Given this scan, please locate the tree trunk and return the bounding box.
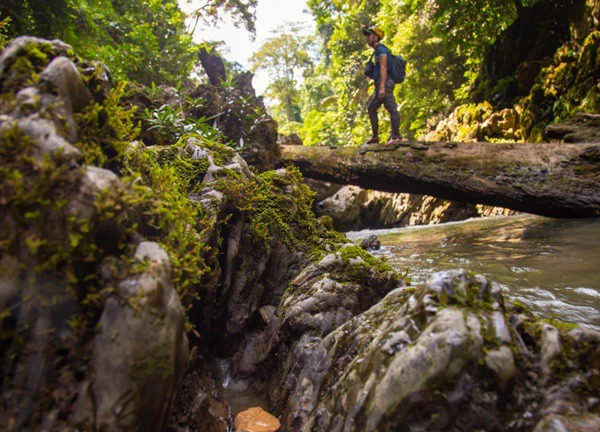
[280,142,600,218]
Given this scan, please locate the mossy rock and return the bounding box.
[0,37,76,95]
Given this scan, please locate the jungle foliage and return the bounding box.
[257,0,597,145]
[0,0,256,85]
[292,0,541,145]
[1,0,597,145]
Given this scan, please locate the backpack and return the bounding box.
[364,50,406,84]
[388,52,406,84]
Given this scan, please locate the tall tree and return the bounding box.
[250,22,315,126]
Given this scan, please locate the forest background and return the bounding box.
[1,0,598,147]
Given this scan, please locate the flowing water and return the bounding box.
[347,214,600,331]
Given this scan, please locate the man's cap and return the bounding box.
[363,26,384,40]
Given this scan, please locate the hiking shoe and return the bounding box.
[386,135,403,145]
[365,136,379,145]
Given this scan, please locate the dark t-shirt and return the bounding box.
[373,43,391,83]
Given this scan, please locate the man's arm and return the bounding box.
[378,54,388,99]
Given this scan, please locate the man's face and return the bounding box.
[365,32,376,47]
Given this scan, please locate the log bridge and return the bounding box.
[280,141,600,218]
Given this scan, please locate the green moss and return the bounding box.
[492,76,515,97]
[339,244,391,271]
[0,41,56,93]
[338,244,401,286]
[511,300,531,314]
[214,165,329,253]
[74,81,140,167]
[541,317,578,332]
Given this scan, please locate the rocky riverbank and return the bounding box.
[0,37,598,431]
[308,181,514,232]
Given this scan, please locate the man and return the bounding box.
[363,26,402,145]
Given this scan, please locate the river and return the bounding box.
[347,214,600,331]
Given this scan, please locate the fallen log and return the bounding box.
[280,141,600,218]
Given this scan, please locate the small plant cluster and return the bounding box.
[142,85,223,144]
[0,15,10,52]
[140,75,272,153]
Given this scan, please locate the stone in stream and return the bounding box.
[234,407,281,432]
[359,234,381,251]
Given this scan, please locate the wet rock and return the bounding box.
[359,234,380,251]
[540,323,561,379]
[259,306,277,325]
[491,311,512,344]
[428,269,470,298]
[280,246,401,338]
[169,364,231,432]
[533,414,600,432]
[364,308,479,430]
[234,407,281,432]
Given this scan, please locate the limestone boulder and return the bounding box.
[316,186,368,231]
[0,36,74,94]
[264,269,599,431]
[79,242,188,431]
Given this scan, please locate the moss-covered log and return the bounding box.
[280,142,600,218]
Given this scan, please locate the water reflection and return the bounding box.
[348,215,600,330]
